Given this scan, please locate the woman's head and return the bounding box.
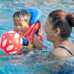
[13,10,31,33]
[45,9,74,42]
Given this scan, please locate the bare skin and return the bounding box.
[45,11,74,60]
[14,14,30,36]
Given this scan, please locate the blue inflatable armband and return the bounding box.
[26,7,41,25]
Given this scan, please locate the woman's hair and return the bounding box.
[48,9,74,40]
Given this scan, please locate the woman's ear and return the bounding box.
[54,27,60,36]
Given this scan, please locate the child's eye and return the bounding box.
[24,19,29,24]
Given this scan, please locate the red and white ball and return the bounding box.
[1,31,23,55]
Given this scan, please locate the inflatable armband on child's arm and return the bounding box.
[26,7,41,25]
[23,20,41,43]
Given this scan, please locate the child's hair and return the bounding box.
[48,9,74,40]
[13,9,31,25]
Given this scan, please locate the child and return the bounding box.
[13,8,42,53]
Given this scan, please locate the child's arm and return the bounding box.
[34,32,42,49]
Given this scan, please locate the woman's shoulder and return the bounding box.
[52,47,72,60]
[70,43,74,54]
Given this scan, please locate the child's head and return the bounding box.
[45,9,74,42]
[13,10,31,35]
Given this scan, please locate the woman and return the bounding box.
[45,9,74,60]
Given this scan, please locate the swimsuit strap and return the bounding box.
[58,46,73,56]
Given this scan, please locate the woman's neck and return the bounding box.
[53,38,69,48]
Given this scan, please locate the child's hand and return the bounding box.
[34,35,42,49]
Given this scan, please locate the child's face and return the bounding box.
[14,14,31,34]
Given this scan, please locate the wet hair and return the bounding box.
[13,9,31,24]
[13,9,31,18]
[13,11,20,18]
[48,9,74,40]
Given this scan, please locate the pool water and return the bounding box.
[0,0,74,74]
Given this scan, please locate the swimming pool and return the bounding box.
[0,0,74,74]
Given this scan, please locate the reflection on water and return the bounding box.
[0,51,57,74]
[0,49,68,74]
[0,50,74,74]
